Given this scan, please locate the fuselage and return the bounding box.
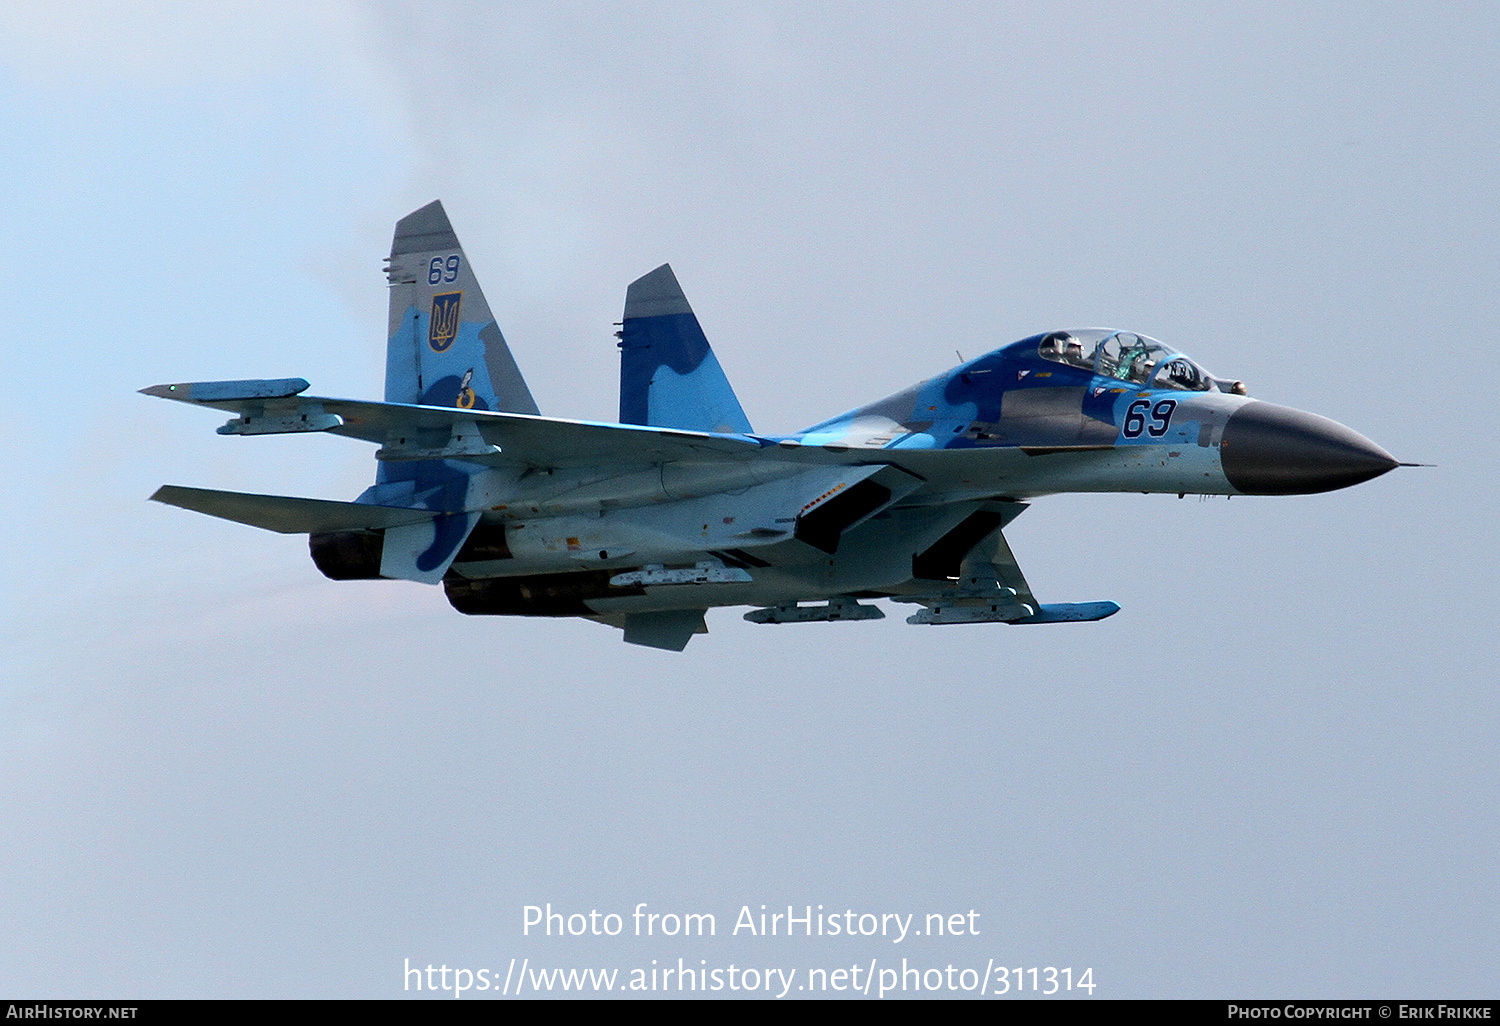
[796,329,1396,499]
[422,329,1396,616]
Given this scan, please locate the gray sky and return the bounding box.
[1,1,1495,998]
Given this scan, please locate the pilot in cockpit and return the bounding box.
[1118,339,1150,382]
[1063,336,1086,367]
[1042,331,1088,368]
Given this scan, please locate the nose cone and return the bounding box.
[1221,401,1398,495]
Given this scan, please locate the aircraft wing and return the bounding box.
[322,398,766,466]
[150,485,436,534]
[141,381,769,467]
[140,379,1115,479]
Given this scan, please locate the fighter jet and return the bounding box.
[144,201,1401,650]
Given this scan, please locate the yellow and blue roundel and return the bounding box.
[428,291,463,353]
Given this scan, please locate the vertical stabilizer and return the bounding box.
[383,201,539,415]
[618,264,753,434]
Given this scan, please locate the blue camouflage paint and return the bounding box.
[386,306,501,411]
[186,378,309,401]
[797,333,1203,451]
[422,373,490,411]
[372,457,475,570]
[416,512,472,572]
[383,201,538,416]
[618,265,753,434]
[618,312,753,433]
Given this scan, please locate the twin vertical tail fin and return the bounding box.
[386,223,745,433]
[617,264,753,434]
[375,200,527,582]
[383,201,539,415]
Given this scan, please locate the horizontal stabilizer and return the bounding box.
[150,485,434,535]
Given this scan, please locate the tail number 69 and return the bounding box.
[1123,398,1177,439]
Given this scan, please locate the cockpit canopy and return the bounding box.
[1037,329,1237,392]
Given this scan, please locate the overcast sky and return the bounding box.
[1,1,1495,999]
